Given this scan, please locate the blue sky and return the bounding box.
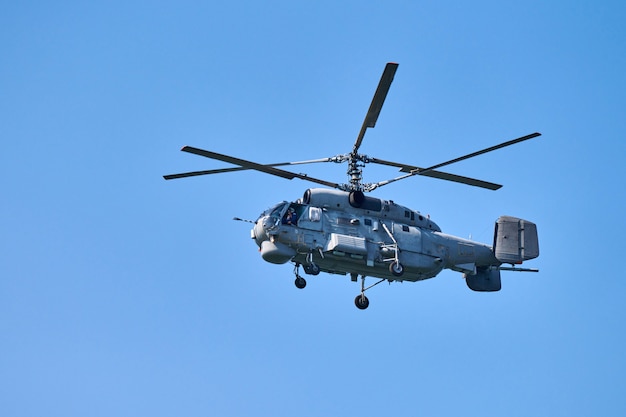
[2,1,625,416]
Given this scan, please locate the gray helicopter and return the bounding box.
[165,63,540,310]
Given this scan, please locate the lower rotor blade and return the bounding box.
[164,169,228,180]
[164,157,334,180]
[180,146,340,188]
[370,157,501,190]
[418,132,541,174]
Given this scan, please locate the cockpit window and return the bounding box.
[260,202,288,225]
[270,203,287,218]
[282,203,305,225]
[282,207,297,225]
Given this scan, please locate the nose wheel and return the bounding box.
[293,255,320,289]
[295,276,306,289]
[293,263,307,289]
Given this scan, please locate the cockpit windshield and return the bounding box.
[260,202,288,224]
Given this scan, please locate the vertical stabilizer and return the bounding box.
[493,216,539,264]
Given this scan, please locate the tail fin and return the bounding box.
[493,216,539,264]
[465,216,539,292]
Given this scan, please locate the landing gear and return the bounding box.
[303,252,320,275]
[292,254,319,289]
[295,276,307,289]
[293,263,307,289]
[380,221,404,277]
[354,294,369,310]
[389,261,404,277]
[354,275,385,310]
[303,262,320,275]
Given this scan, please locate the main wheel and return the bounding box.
[304,263,320,276]
[389,261,404,277]
[354,294,370,310]
[295,276,307,289]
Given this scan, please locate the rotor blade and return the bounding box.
[163,157,334,180]
[370,157,502,190]
[178,146,341,188]
[352,62,399,155]
[419,170,501,190]
[164,169,236,180]
[417,132,541,175]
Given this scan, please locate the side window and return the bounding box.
[309,206,322,222]
[282,207,297,225]
[283,204,305,225]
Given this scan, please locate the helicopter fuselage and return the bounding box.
[252,188,500,282]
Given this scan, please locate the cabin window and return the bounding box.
[364,219,372,226]
[404,210,410,218]
[402,225,409,232]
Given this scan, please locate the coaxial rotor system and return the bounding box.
[164,63,541,192]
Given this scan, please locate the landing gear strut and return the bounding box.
[293,264,306,289]
[303,252,320,275]
[303,262,320,275]
[381,222,404,278]
[389,261,404,277]
[354,275,386,310]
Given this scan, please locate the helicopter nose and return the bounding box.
[253,216,269,245]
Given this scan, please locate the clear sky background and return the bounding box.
[2,1,625,416]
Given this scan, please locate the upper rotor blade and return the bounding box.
[417,132,541,175]
[352,62,399,155]
[178,146,341,188]
[163,157,334,180]
[370,157,502,190]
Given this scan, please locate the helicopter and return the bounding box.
[164,62,540,310]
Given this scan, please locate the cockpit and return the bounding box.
[253,201,314,246]
[260,202,288,225]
